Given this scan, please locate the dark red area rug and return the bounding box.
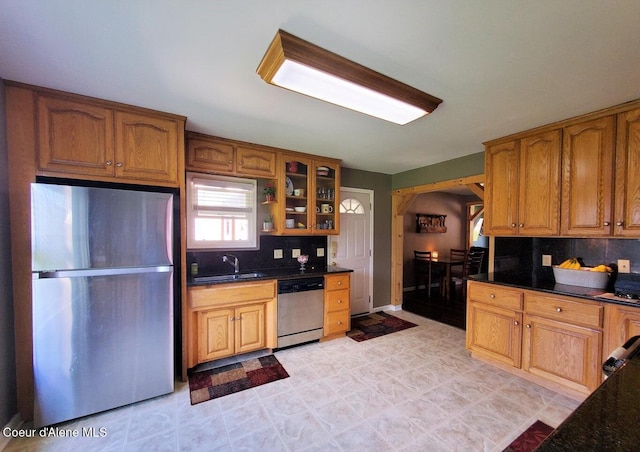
[347,311,417,342]
[503,420,554,452]
[188,355,289,405]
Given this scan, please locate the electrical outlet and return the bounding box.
[618,259,631,273]
[542,254,552,266]
[317,247,325,257]
[273,249,283,259]
[292,249,300,258]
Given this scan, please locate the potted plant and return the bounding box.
[263,214,273,231]
[264,183,275,202]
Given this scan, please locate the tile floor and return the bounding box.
[4,310,580,451]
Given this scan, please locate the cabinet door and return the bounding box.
[615,107,640,237]
[522,314,602,394]
[466,302,522,367]
[186,137,234,174]
[235,304,266,354]
[604,304,640,359]
[312,160,340,234]
[114,111,179,184]
[198,308,234,362]
[518,130,561,235]
[561,116,615,236]
[236,146,277,178]
[484,140,520,235]
[38,95,115,176]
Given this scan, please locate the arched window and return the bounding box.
[340,198,365,214]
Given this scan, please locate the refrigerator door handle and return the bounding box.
[33,266,172,279]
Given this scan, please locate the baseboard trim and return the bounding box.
[373,304,402,312]
[1,413,23,450]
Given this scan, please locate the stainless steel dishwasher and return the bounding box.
[277,277,325,348]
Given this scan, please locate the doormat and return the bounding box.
[188,355,289,405]
[503,420,554,452]
[347,311,417,342]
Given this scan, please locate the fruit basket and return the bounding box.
[552,266,611,289]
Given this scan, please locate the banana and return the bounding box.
[559,258,581,270]
[590,264,612,273]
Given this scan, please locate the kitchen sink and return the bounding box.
[193,272,266,284]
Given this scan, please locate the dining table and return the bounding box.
[415,255,465,300]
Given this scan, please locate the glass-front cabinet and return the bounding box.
[312,160,339,234]
[271,154,340,235]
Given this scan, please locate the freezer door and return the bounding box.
[31,183,173,271]
[32,269,174,427]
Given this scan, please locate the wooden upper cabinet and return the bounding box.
[518,130,561,235]
[186,135,234,173]
[484,130,561,236]
[615,107,640,237]
[38,95,115,176]
[185,132,276,178]
[484,140,520,235]
[114,111,179,184]
[561,116,615,236]
[236,146,277,178]
[36,91,183,186]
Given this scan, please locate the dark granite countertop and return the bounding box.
[187,266,352,287]
[537,356,640,451]
[468,272,640,309]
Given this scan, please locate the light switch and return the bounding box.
[317,248,325,257]
[273,249,283,259]
[618,259,631,273]
[292,249,300,258]
[542,254,552,266]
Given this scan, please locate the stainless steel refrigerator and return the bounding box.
[31,183,175,427]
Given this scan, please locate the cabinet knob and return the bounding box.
[556,307,562,313]
[238,160,243,166]
[337,281,342,285]
[526,324,531,329]
[490,294,495,298]
[514,321,519,326]
[519,223,524,228]
[236,316,241,321]
[617,221,624,226]
[116,162,123,167]
[106,160,113,166]
[230,316,235,321]
[337,321,342,325]
[604,221,610,226]
[228,159,233,164]
[511,223,517,227]
[337,299,342,303]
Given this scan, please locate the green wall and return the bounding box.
[342,151,485,309]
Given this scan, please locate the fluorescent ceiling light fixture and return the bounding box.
[257,30,442,125]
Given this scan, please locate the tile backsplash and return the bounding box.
[187,235,328,277]
[494,237,640,282]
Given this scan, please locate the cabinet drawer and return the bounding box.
[325,310,350,335]
[189,280,276,310]
[325,273,350,291]
[325,289,350,313]
[468,282,523,311]
[524,293,603,328]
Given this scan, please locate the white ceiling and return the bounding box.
[1,1,639,175]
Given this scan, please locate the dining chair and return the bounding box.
[414,250,440,295]
[446,248,468,294]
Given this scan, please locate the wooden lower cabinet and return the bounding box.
[188,280,277,367]
[604,303,640,358]
[323,273,351,338]
[198,304,266,362]
[467,281,604,397]
[522,314,602,394]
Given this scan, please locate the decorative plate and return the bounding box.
[285,177,294,196]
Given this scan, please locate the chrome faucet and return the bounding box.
[222,254,240,274]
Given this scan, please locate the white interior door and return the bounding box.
[329,188,373,316]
